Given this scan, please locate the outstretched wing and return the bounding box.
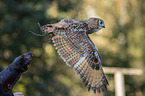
[51,22,108,93]
[65,22,101,70]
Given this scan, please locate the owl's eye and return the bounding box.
[100,21,102,24]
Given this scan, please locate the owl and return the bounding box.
[40,18,108,93]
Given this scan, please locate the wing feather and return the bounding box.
[73,54,108,92]
[52,35,81,66]
[64,22,109,92]
[65,23,101,70]
[43,20,108,93]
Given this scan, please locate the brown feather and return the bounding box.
[41,18,108,94]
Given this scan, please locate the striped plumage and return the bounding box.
[40,18,108,93]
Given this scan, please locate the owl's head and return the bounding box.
[87,18,105,33]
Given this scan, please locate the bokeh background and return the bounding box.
[0,0,144,96]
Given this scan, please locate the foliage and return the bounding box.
[0,0,144,96]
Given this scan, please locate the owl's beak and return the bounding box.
[102,24,105,28]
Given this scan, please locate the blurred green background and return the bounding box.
[0,0,144,96]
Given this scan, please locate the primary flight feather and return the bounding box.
[40,18,108,93]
